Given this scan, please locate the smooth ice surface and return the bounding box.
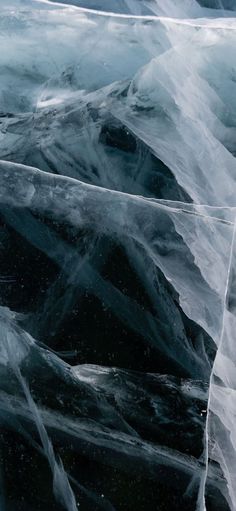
[0,1,236,510]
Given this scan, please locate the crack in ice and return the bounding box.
[198,216,236,511]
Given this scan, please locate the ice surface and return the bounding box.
[0,0,236,510]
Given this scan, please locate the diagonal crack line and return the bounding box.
[197,214,236,511]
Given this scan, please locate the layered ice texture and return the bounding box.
[0,0,236,510]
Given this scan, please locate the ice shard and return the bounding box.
[0,1,236,510]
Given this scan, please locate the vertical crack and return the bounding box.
[197,216,236,511]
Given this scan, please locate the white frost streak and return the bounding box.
[36,0,236,30]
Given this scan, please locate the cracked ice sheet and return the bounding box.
[0,161,234,346]
[0,1,236,510]
[0,157,234,509]
[1,3,236,206]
